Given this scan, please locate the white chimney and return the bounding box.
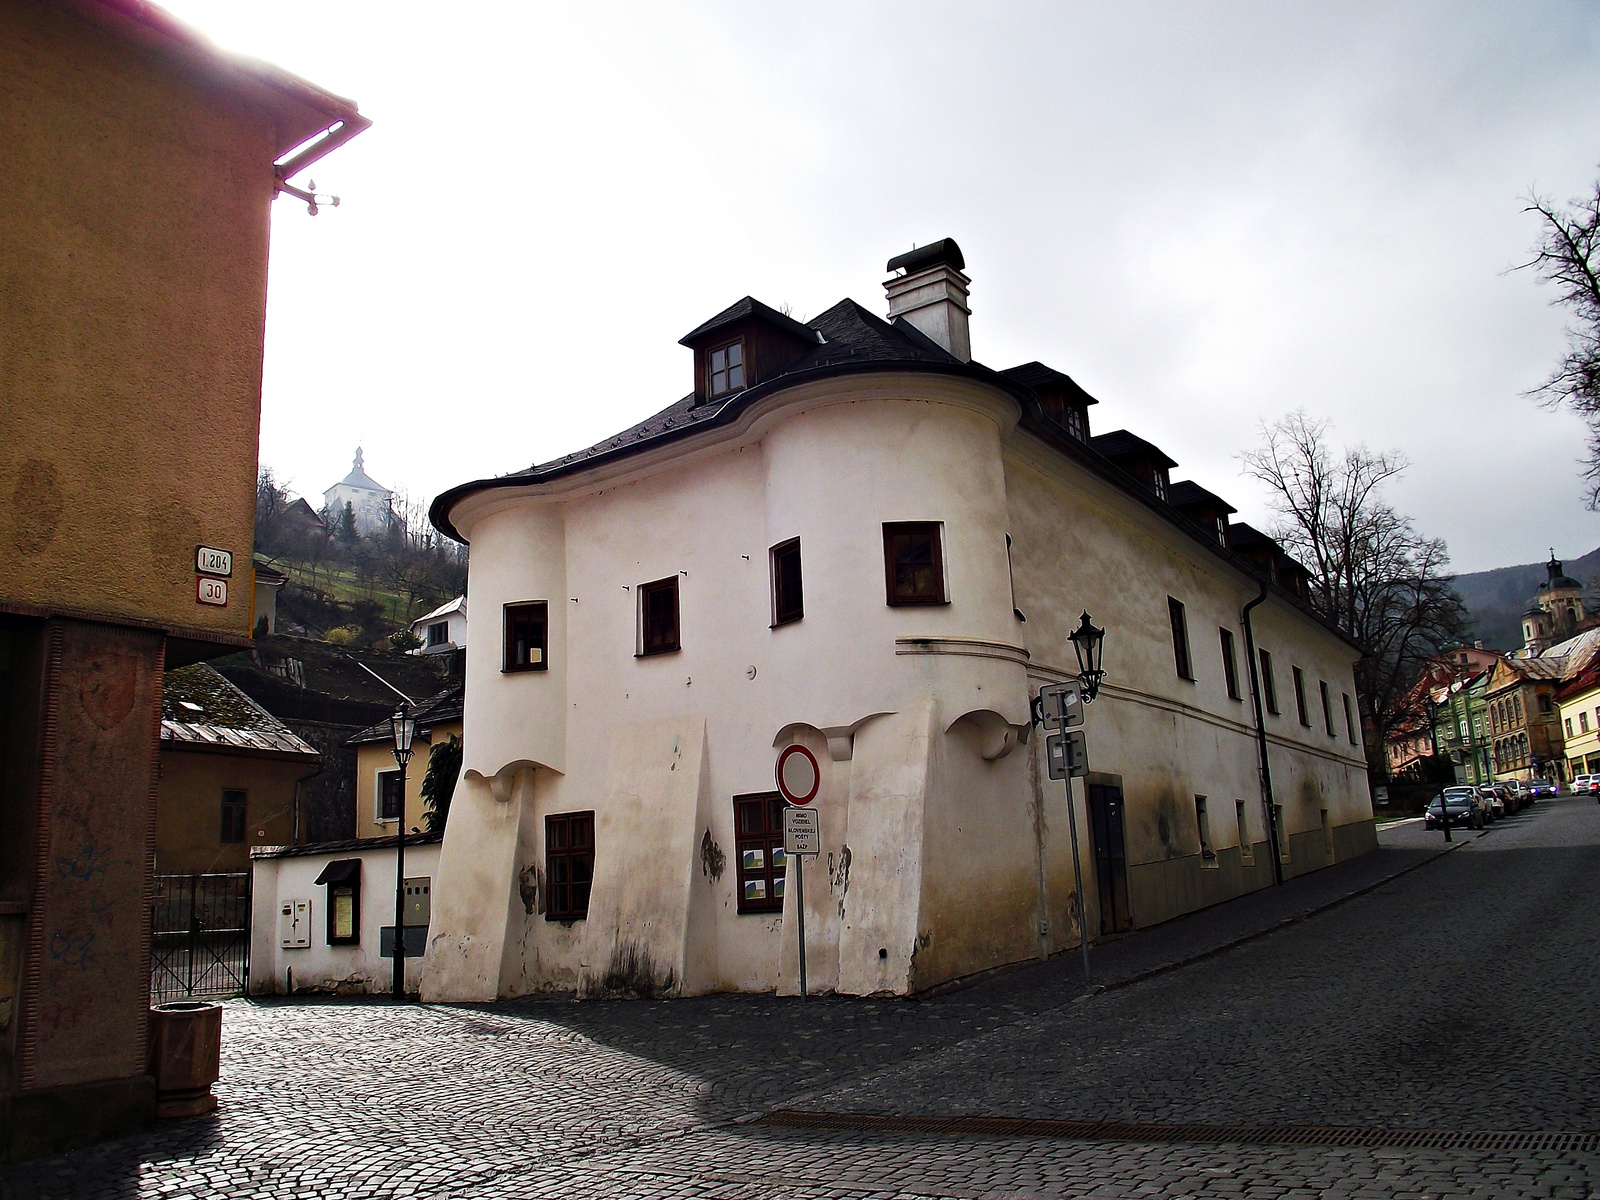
[884,238,971,362]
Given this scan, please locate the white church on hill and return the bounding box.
[323,448,393,536]
[418,238,1375,1003]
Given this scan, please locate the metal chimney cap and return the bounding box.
[887,238,965,275]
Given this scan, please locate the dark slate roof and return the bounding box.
[348,682,465,747]
[1090,430,1178,470]
[431,292,1363,655]
[1000,362,1100,406]
[1168,480,1236,515]
[161,664,320,759]
[1227,522,1280,552]
[679,296,822,347]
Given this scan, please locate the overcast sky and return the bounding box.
[166,0,1600,574]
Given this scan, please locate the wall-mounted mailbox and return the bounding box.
[279,899,310,948]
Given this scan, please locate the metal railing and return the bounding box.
[150,872,251,1003]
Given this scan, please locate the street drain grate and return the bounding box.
[755,1111,1599,1153]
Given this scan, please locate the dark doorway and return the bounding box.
[1088,783,1133,935]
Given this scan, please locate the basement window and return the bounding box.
[709,340,745,398]
[734,793,787,914]
[545,812,594,921]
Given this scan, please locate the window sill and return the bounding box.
[771,615,802,630]
[887,598,950,608]
[503,663,548,674]
[635,646,681,658]
[545,915,587,925]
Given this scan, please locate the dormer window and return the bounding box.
[1065,406,1086,441]
[709,341,745,397]
[1215,516,1227,546]
[1153,470,1168,501]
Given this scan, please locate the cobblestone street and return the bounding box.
[6,797,1597,1199]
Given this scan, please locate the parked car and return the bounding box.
[1484,784,1511,818]
[1574,774,1599,796]
[1425,788,1485,830]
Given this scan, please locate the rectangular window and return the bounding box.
[733,793,787,914]
[545,812,595,921]
[1214,515,1227,547]
[1168,597,1193,681]
[638,576,680,655]
[709,340,745,397]
[1320,680,1335,736]
[1219,628,1241,700]
[1539,694,1553,713]
[1343,693,1357,744]
[427,621,448,647]
[1293,666,1310,727]
[1195,796,1216,866]
[221,789,247,844]
[1566,717,1574,737]
[1260,649,1279,714]
[377,770,402,822]
[504,601,548,672]
[770,539,803,626]
[1153,471,1168,501]
[1236,799,1254,865]
[1581,711,1590,735]
[1065,406,1085,441]
[883,522,946,606]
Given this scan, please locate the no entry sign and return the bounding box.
[776,744,820,806]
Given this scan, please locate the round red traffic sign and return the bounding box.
[776,744,821,806]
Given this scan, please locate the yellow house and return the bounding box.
[0,0,364,1159]
[1556,664,1600,779]
[157,665,320,875]
[349,685,464,839]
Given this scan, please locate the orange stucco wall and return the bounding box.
[354,723,463,839]
[0,0,275,643]
[156,749,305,874]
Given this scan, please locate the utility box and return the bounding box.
[403,877,431,927]
[279,899,310,949]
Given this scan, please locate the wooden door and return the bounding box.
[1088,783,1133,934]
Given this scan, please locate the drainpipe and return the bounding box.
[1241,580,1284,886]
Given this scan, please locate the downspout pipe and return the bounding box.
[1241,580,1284,886]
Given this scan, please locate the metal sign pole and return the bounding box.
[796,852,807,1001]
[1065,777,1090,981]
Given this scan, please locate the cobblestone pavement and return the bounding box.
[5,797,1596,1199]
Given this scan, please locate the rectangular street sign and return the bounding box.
[783,806,820,855]
[196,576,228,607]
[195,546,233,577]
[1046,730,1089,780]
[1038,680,1084,730]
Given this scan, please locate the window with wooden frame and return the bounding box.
[638,576,680,656]
[1292,666,1310,726]
[504,601,548,672]
[1219,627,1241,700]
[1260,649,1280,714]
[1320,680,1335,736]
[1064,406,1086,441]
[883,522,946,606]
[545,811,594,921]
[708,340,745,397]
[1168,597,1194,681]
[1343,693,1358,744]
[377,770,403,823]
[221,789,247,844]
[770,539,803,626]
[733,793,787,914]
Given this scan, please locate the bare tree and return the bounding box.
[1242,412,1468,776]
[1521,177,1600,503]
[255,467,293,553]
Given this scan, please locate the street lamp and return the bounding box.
[389,703,417,1000]
[1069,611,1107,704]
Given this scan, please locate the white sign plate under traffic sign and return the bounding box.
[195,546,233,577]
[783,806,820,855]
[196,576,228,607]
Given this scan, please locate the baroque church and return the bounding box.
[1520,552,1596,655]
[322,448,393,536]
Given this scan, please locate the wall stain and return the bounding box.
[518,864,542,915]
[699,829,725,881]
[587,941,677,999]
[11,458,63,554]
[833,844,852,918]
[79,650,138,730]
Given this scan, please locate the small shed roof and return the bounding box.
[161,663,319,760]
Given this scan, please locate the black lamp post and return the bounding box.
[1069,611,1107,704]
[389,703,417,999]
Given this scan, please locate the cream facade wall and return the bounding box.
[423,374,1374,1002]
[1558,685,1600,776]
[353,722,463,840]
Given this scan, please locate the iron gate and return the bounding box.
[150,872,251,1002]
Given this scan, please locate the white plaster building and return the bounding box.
[421,239,1375,1003]
[323,448,392,536]
[410,596,466,655]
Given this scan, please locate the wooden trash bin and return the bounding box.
[147,1001,222,1117]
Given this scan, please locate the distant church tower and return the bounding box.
[1522,550,1586,655]
[322,448,393,537]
